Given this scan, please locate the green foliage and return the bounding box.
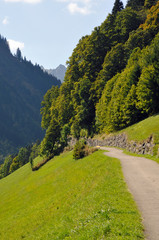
[96,53,142,132]
[71,120,81,140]
[8,147,30,174]
[0,164,3,179]
[112,0,124,15]
[97,26,159,133]
[40,0,159,153]
[114,7,141,42]
[29,141,41,169]
[141,1,159,30]
[2,155,13,177]
[60,124,70,144]
[93,43,126,100]
[40,119,61,157]
[73,139,97,160]
[136,65,158,114]
[144,0,157,9]
[126,0,145,9]
[0,141,41,178]
[41,86,59,130]
[9,156,20,173]
[80,128,89,138]
[73,139,86,160]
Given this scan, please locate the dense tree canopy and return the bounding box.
[39,0,159,158]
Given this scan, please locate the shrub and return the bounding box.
[84,145,98,156]
[73,139,98,160]
[73,139,86,160]
[80,129,88,138]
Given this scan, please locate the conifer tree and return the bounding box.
[15,48,22,61]
[112,0,124,15]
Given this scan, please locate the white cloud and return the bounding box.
[7,39,24,54]
[56,0,93,15]
[2,16,9,25]
[68,3,90,14]
[57,0,91,2]
[4,0,42,4]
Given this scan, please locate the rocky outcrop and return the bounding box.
[68,133,156,155]
[87,134,155,155]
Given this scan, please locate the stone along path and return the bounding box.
[100,147,159,240]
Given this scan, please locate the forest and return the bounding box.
[1,0,159,178]
[40,0,159,157]
[0,36,61,162]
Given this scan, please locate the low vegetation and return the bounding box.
[0,141,40,179]
[121,114,159,156]
[124,149,159,164]
[73,139,97,160]
[120,114,159,142]
[0,150,144,239]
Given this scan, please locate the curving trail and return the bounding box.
[99,147,159,240]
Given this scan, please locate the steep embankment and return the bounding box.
[0,151,143,239]
[91,114,159,156]
[120,114,159,142]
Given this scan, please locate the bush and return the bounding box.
[84,145,98,156]
[73,139,86,160]
[73,139,98,160]
[80,129,88,138]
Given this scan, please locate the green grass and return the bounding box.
[0,150,144,239]
[96,114,159,143]
[123,149,159,164]
[120,114,159,142]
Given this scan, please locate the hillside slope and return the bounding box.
[0,151,143,239]
[39,0,159,159]
[0,36,61,160]
[120,114,159,142]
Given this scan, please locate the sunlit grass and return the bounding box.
[95,114,159,143]
[123,149,159,164]
[0,150,144,239]
[120,114,159,142]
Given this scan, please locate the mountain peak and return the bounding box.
[43,64,67,82]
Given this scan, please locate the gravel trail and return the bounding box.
[100,147,159,240]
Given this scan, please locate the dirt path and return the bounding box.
[100,147,159,240]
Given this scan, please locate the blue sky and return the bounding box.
[0,0,127,69]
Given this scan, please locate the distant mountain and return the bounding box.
[0,35,61,162]
[43,64,66,82]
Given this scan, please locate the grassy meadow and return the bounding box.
[0,150,144,239]
[120,114,159,142]
[96,114,159,143]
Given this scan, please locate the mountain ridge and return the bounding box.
[42,64,66,82]
[0,36,61,161]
